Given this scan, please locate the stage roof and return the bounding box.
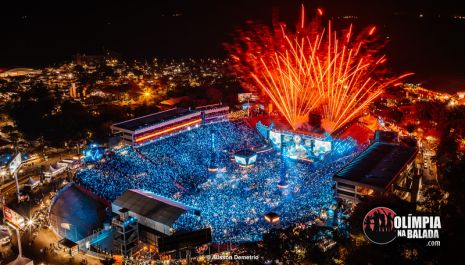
[112,108,197,131]
[334,142,417,191]
[113,189,190,226]
[59,238,78,248]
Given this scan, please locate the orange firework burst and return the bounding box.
[227,5,412,133]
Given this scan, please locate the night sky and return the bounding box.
[1,0,465,91]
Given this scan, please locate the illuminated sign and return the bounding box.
[8,153,22,174]
[264,213,280,223]
[314,140,332,155]
[269,130,281,147]
[238,93,259,103]
[269,129,332,160]
[4,206,25,229]
[248,155,257,164]
[234,157,247,165]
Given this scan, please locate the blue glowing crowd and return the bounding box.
[76,120,358,242]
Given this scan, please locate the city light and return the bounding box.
[26,219,34,227]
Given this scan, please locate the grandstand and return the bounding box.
[111,108,201,145]
[196,104,229,124]
[111,106,229,145]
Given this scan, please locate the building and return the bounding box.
[111,106,230,146]
[374,130,399,143]
[112,208,139,256]
[333,141,418,203]
[43,162,68,179]
[111,108,202,145]
[69,83,78,98]
[195,104,229,124]
[112,189,199,245]
[0,68,42,78]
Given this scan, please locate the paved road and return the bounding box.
[1,149,76,204]
[0,149,108,265]
[2,170,105,265]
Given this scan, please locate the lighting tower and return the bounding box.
[277,136,289,189]
[208,132,219,172]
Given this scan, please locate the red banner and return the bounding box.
[3,206,25,229]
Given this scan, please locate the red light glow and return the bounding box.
[135,119,202,143]
[227,6,412,133]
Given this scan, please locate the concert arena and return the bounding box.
[73,105,358,243]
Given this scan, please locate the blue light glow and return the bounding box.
[76,121,358,242]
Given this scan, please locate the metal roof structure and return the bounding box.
[112,108,197,132]
[334,142,418,191]
[59,238,78,248]
[113,189,191,226]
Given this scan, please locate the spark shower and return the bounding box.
[228,5,412,133]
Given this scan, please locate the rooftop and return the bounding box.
[195,103,227,111]
[112,108,197,131]
[374,130,399,143]
[59,238,78,248]
[334,142,417,191]
[113,189,192,225]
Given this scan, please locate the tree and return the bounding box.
[7,83,55,141]
[417,185,445,213]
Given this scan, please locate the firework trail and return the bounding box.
[227,5,412,133]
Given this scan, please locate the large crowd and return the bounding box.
[76,120,358,242]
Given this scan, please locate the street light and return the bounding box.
[26,218,35,244]
[0,169,6,185]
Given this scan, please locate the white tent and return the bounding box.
[44,162,68,177]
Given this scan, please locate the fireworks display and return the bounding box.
[228,5,412,133]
